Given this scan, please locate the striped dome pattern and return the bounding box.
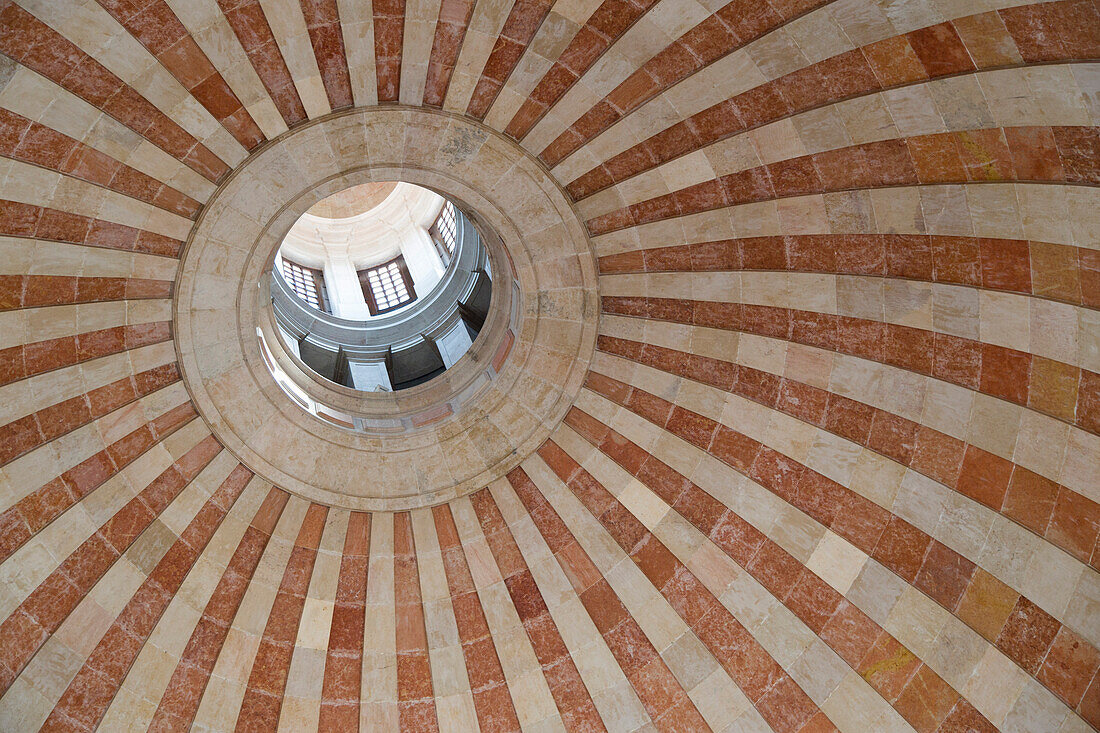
[0,0,1098,731]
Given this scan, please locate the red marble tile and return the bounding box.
[908,132,965,183]
[953,128,1013,181]
[784,571,841,634]
[823,395,874,445]
[1047,488,1100,566]
[1005,125,1064,180]
[872,516,931,583]
[746,540,803,600]
[906,22,976,76]
[956,445,1013,511]
[1038,627,1100,708]
[820,600,880,668]
[721,165,775,204]
[862,36,927,86]
[1001,467,1058,535]
[708,510,766,567]
[828,492,890,552]
[913,541,976,611]
[932,332,982,390]
[894,664,958,733]
[858,634,920,702]
[597,250,645,274]
[756,674,820,733]
[1054,125,1100,184]
[1000,2,1075,63]
[939,700,997,732]
[1080,673,1100,730]
[867,410,919,464]
[996,596,1060,673]
[910,427,966,487]
[979,343,1032,404]
[1077,369,1100,434]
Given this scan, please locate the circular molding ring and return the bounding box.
[174,107,598,511]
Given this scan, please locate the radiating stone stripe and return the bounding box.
[215,0,309,127]
[0,402,197,563]
[374,0,406,102]
[566,383,1088,729]
[0,2,230,183]
[319,511,370,732]
[468,487,609,731]
[0,362,179,467]
[587,127,1100,236]
[0,433,221,694]
[0,322,172,388]
[602,296,1100,435]
[147,485,290,730]
[361,511,398,729]
[588,334,1097,640]
[597,234,1100,310]
[562,407,997,731]
[596,334,1100,571]
[581,369,1100,726]
[599,271,1093,377]
[282,508,345,729]
[393,511,440,730]
[0,275,172,312]
[486,476,655,731]
[465,0,554,119]
[409,508,479,731]
[333,0,377,106]
[535,437,838,733]
[447,496,562,728]
[0,200,183,258]
[235,502,328,730]
[503,0,659,140]
[92,0,266,150]
[565,1,1100,198]
[421,0,476,108]
[0,109,202,219]
[538,0,834,167]
[39,464,252,732]
[589,182,1100,257]
[300,0,355,110]
[431,503,522,731]
[505,466,712,730]
[515,456,759,731]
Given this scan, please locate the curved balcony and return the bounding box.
[268,206,492,391]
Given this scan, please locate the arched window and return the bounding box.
[430,200,457,266]
[359,256,417,315]
[280,258,329,312]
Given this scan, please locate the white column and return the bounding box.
[347,360,392,391]
[435,321,473,368]
[324,255,372,320]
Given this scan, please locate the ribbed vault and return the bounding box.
[0,0,1097,731]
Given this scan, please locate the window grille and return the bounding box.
[359,256,417,315]
[280,258,328,312]
[430,200,458,265]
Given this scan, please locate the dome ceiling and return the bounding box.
[0,0,1097,731]
[306,182,400,220]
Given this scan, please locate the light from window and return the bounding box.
[359,256,416,315]
[280,258,328,312]
[431,201,457,265]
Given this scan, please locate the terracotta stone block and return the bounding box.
[906,23,976,76]
[1002,467,1058,535]
[872,516,931,583]
[996,596,1061,673]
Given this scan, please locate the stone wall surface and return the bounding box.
[0,0,1097,730]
